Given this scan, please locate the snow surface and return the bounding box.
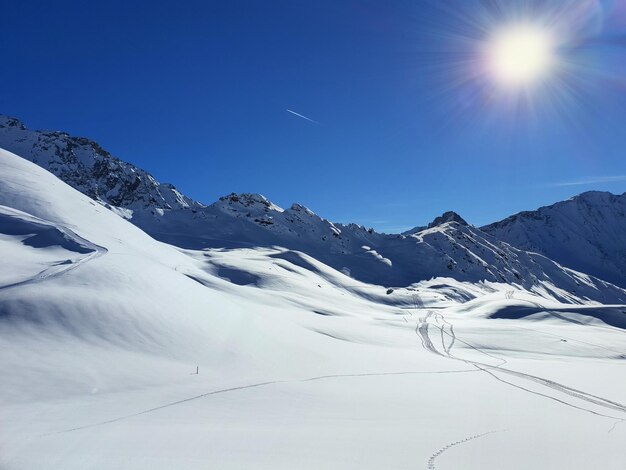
[1,147,626,469]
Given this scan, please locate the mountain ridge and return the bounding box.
[1,113,625,294]
[483,191,626,288]
[0,115,203,215]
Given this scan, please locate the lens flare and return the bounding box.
[422,0,621,128]
[486,24,555,87]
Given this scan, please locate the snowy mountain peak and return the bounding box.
[571,190,617,200]
[217,192,283,212]
[428,211,468,228]
[402,210,468,236]
[287,203,315,215]
[568,190,625,207]
[0,114,203,215]
[483,191,626,288]
[0,115,26,130]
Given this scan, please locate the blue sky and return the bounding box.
[2,1,626,232]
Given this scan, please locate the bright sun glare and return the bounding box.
[486,24,555,87]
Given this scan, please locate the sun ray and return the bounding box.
[421,0,619,129]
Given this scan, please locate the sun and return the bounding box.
[486,24,555,87]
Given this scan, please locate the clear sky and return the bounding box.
[2,1,626,232]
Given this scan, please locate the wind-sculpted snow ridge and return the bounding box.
[2,114,626,302]
[0,205,106,291]
[483,191,626,288]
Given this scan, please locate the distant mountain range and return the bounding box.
[1,114,624,296]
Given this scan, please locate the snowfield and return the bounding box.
[1,147,626,469]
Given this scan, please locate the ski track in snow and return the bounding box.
[412,291,626,468]
[414,297,626,445]
[426,430,504,470]
[45,368,479,436]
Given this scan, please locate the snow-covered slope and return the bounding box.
[483,191,626,288]
[2,148,626,470]
[0,145,451,408]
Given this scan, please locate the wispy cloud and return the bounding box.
[286,109,319,124]
[546,175,626,187]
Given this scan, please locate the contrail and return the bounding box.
[545,175,626,187]
[286,109,319,124]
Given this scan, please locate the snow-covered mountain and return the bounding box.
[131,192,626,302]
[402,211,468,235]
[2,125,626,470]
[1,114,625,301]
[0,115,202,215]
[483,191,626,288]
